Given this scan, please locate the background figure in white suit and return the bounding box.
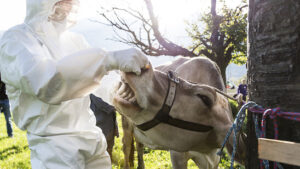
[0,0,149,168]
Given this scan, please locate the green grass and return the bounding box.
[0,113,31,169]
[0,113,242,169]
[111,114,200,169]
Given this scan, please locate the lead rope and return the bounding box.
[217,101,257,169]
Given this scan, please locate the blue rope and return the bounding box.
[277,162,284,169]
[217,101,257,169]
[253,114,284,169]
[218,101,286,169]
[253,114,270,169]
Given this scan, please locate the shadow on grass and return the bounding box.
[0,145,29,160]
[0,136,9,142]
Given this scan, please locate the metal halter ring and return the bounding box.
[167,71,179,84]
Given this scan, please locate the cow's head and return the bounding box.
[112,63,233,152]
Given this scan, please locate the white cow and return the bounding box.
[112,57,245,169]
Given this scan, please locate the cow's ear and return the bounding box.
[195,85,217,108]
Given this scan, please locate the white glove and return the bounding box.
[107,48,149,75]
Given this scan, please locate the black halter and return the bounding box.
[136,71,213,132]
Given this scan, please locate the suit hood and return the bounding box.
[24,0,79,32]
[25,0,60,26]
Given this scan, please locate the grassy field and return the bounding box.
[0,112,243,169]
[0,114,31,169]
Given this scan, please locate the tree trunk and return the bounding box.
[215,59,227,86]
[220,64,227,86]
[247,0,300,168]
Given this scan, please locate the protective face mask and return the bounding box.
[48,0,80,31]
[51,18,75,33]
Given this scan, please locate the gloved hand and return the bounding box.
[107,48,149,75]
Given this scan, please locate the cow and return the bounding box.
[121,115,219,169]
[112,57,246,169]
[90,94,145,168]
[89,94,119,160]
[121,115,145,169]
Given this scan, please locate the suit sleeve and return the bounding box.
[0,30,111,104]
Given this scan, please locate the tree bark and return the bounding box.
[247,0,300,168]
[216,60,227,85]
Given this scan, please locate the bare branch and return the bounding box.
[191,44,201,53]
[98,4,197,57]
[144,0,196,57]
[199,49,214,60]
[98,9,157,52]
[113,7,152,27]
[198,35,213,50]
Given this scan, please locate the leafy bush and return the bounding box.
[230,99,239,118]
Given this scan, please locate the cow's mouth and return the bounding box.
[114,68,152,112]
[116,81,136,102]
[114,79,140,108]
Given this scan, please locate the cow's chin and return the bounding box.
[113,80,143,117]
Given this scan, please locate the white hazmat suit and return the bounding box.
[0,0,149,168]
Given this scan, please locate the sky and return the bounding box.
[0,0,214,50]
[0,0,246,86]
[0,0,242,31]
[0,0,97,31]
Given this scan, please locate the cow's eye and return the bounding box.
[197,94,212,107]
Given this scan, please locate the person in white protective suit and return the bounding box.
[0,0,149,168]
